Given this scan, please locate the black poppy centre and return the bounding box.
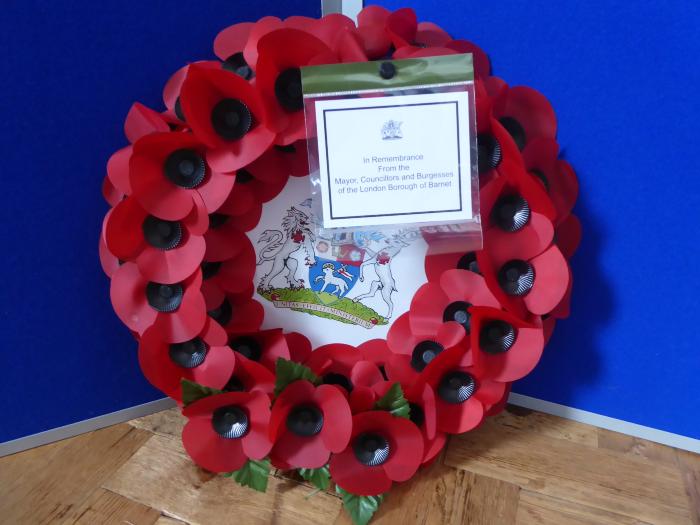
[438,371,476,404]
[353,432,390,466]
[229,336,262,361]
[146,282,184,312]
[286,404,324,437]
[143,216,182,250]
[498,259,535,296]
[163,148,206,189]
[211,98,252,140]
[211,405,249,439]
[411,340,444,372]
[169,337,208,368]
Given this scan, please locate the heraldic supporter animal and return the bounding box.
[352,232,413,319]
[257,207,316,289]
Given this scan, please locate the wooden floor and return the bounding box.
[1,405,698,525]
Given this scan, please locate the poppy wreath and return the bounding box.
[100,6,579,525]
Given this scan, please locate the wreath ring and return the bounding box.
[99,6,579,522]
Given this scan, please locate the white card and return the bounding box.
[314,90,473,229]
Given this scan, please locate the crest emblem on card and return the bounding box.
[256,202,418,328]
[381,120,403,140]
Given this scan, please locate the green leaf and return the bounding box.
[298,465,331,490]
[181,378,223,407]
[274,358,320,397]
[336,486,384,525]
[373,382,410,419]
[223,458,271,492]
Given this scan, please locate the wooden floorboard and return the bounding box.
[1,405,697,525]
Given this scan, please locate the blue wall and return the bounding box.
[3,0,699,444]
[374,0,700,439]
[0,0,320,444]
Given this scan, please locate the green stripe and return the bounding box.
[301,53,474,95]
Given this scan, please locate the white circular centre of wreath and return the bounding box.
[248,176,428,347]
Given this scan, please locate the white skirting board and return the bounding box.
[2,393,698,457]
[0,398,177,458]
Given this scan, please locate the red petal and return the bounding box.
[271,430,330,469]
[110,262,156,334]
[182,417,247,472]
[317,384,353,452]
[556,213,582,259]
[497,86,557,143]
[445,40,490,78]
[385,8,417,48]
[107,145,133,196]
[408,282,450,335]
[350,361,384,388]
[436,395,484,434]
[196,171,235,214]
[136,235,205,284]
[523,245,570,315]
[285,331,312,363]
[415,22,451,47]
[124,102,169,143]
[213,22,254,61]
[382,416,423,481]
[330,448,392,496]
[440,269,500,308]
[484,212,554,269]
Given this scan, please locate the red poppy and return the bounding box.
[409,269,501,336]
[422,346,507,434]
[474,103,525,185]
[129,132,235,220]
[162,61,221,122]
[284,331,313,363]
[110,263,206,341]
[220,147,289,211]
[203,205,257,266]
[330,410,423,496]
[200,239,255,295]
[222,352,275,396]
[305,343,384,398]
[201,284,264,335]
[487,78,557,151]
[256,28,336,145]
[470,306,545,382]
[242,16,285,72]
[521,138,579,224]
[179,65,275,172]
[269,380,352,469]
[374,381,446,465]
[480,217,570,318]
[104,196,206,284]
[356,6,392,59]
[138,317,234,400]
[385,312,467,385]
[124,102,171,143]
[207,173,265,242]
[213,22,255,79]
[182,391,272,473]
[224,328,293,373]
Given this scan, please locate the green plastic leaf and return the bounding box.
[223,458,271,492]
[336,486,384,525]
[274,358,320,397]
[181,379,224,407]
[373,382,410,419]
[298,465,331,490]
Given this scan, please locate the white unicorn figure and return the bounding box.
[314,263,352,296]
[352,232,413,318]
[257,207,316,289]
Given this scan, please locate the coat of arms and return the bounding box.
[381,120,403,140]
[255,203,417,328]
